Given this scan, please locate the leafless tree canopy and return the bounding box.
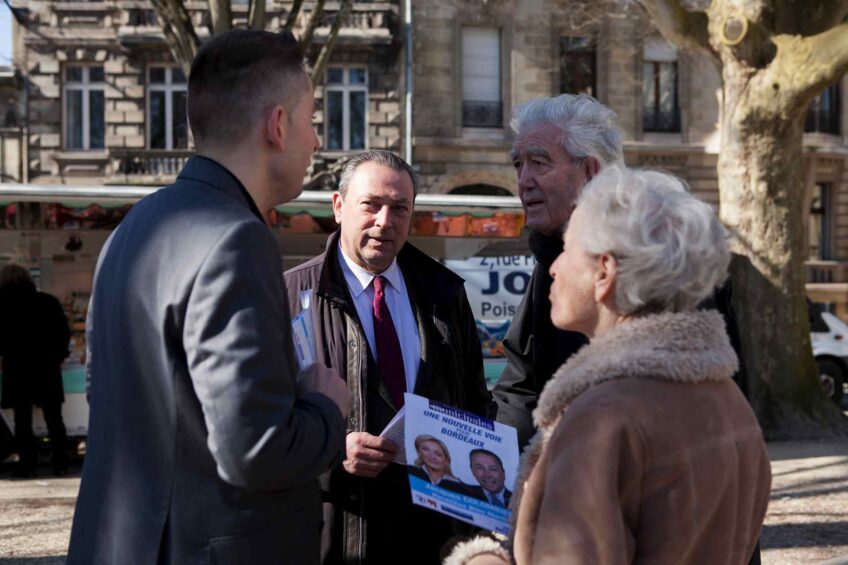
[151,0,354,84]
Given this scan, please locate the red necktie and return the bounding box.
[372,275,406,408]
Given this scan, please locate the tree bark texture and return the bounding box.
[285,0,306,31]
[639,0,848,437]
[208,0,232,35]
[249,0,267,31]
[311,0,353,84]
[718,75,842,437]
[150,0,200,75]
[300,0,326,52]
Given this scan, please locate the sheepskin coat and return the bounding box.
[450,310,771,565]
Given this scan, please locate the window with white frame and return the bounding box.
[806,82,841,135]
[462,27,502,128]
[560,36,596,97]
[64,65,105,150]
[642,38,680,133]
[324,66,368,151]
[148,66,188,150]
[809,183,832,260]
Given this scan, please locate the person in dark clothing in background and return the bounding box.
[0,264,70,477]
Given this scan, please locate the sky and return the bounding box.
[1,3,12,67]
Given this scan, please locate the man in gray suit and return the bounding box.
[67,30,350,565]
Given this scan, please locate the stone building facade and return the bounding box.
[8,0,401,188]
[4,0,848,270]
[410,0,848,270]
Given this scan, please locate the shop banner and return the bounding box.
[445,256,535,357]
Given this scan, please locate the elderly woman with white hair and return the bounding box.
[448,166,771,565]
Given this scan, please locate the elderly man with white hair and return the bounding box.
[448,166,771,565]
[494,94,748,448]
[494,94,625,447]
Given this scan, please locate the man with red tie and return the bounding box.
[285,150,492,564]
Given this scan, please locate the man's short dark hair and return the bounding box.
[337,150,419,198]
[469,449,503,469]
[188,29,309,148]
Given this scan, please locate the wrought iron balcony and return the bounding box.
[108,148,193,185]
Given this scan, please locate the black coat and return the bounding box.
[492,232,588,448]
[0,287,70,408]
[285,232,493,564]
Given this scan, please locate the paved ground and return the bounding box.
[0,441,846,564]
[761,440,848,564]
[0,465,78,565]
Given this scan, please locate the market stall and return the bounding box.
[0,184,529,438]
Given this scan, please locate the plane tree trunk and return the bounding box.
[638,0,848,437]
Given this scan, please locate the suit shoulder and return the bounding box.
[284,253,325,279]
[284,253,326,288]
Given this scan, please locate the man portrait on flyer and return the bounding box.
[465,449,512,508]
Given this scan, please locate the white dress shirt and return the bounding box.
[337,246,421,395]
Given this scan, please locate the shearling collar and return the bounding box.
[506,310,739,547]
[533,309,738,431]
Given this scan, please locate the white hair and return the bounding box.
[574,166,729,314]
[510,94,624,166]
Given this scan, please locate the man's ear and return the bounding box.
[264,105,288,152]
[331,191,344,224]
[585,157,601,181]
[594,252,617,304]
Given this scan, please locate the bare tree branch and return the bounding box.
[285,0,306,32]
[637,0,716,61]
[248,0,266,31]
[311,0,353,85]
[301,0,326,52]
[2,0,26,25]
[150,0,200,75]
[771,21,848,106]
[208,0,232,35]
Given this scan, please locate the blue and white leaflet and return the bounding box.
[403,393,519,534]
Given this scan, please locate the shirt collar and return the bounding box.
[490,487,506,498]
[337,244,402,298]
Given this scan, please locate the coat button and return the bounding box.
[349,341,356,348]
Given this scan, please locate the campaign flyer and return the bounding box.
[403,393,519,534]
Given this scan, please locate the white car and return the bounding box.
[811,310,848,405]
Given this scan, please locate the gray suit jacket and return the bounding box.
[67,157,345,565]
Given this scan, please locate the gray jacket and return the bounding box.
[68,157,345,565]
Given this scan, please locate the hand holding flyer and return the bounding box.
[292,289,317,371]
[403,393,519,534]
[379,407,406,464]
